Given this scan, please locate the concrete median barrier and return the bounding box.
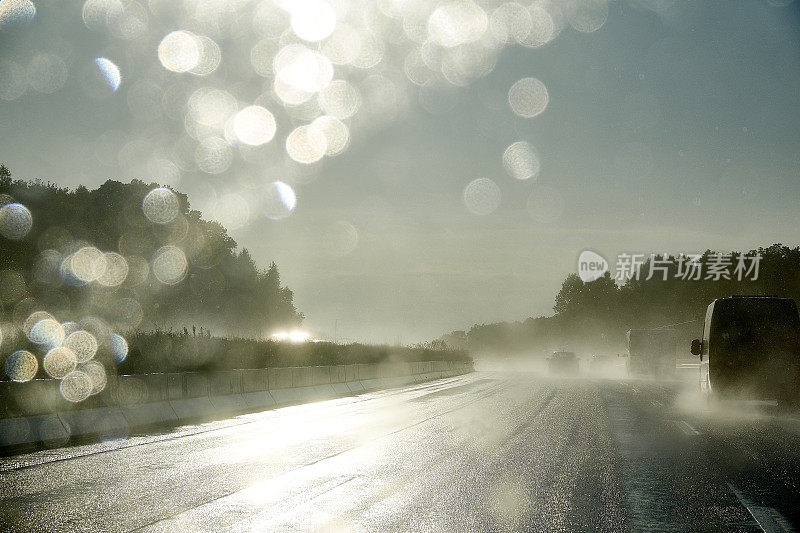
[268,367,293,390]
[119,374,178,427]
[242,391,276,409]
[166,373,183,400]
[359,378,382,391]
[59,407,130,440]
[267,387,294,405]
[271,379,336,406]
[270,385,320,405]
[0,382,18,419]
[242,369,273,409]
[184,373,209,398]
[312,385,337,400]
[121,401,176,429]
[331,382,350,395]
[266,366,297,405]
[357,364,378,381]
[383,376,411,388]
[331,366,347,384]
[243,369,267,392]
[311,366,331,385]
[0,360,472,448]
[1,414,72,447]
[169,397,214,420]
[0,416,34,447]
[208,371,246,414]
[169,373,215,420]
[346,380,365,393]
[31,414,71,446]
[292,367,313,388]
[7,379,64,417]
[208,371,241,397]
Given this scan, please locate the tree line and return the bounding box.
[0,165,302,339]
[440,245,800,356]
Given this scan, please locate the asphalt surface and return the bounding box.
[3,371,800,532]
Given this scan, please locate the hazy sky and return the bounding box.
[1,0,800,343]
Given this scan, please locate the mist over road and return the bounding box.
[3,373,800,532]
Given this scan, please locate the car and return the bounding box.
[691,296,800,405]
[547,351,580,375]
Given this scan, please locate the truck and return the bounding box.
[690,296,800,405]
[626,328,679,378]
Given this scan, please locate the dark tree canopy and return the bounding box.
[0,166,302,338]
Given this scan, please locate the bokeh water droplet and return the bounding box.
[502,141,540,180]
[143,188,179,224]
[0,203,33,240]
[44,346,77,379]
[152,245,188,284]
[508,77,549,118]
[463,178,501,215]
[158,31,200,73]
[4,350,37,382]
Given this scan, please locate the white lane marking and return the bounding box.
[676,420,700,435]
[728,484,795,533]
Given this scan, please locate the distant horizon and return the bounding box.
[5,162,799,345]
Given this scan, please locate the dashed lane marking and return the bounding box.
[728,484,795,533]
[676,420,700,435]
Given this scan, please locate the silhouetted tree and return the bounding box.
[0,166,303,338]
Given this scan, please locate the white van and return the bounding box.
[691,296,800,405]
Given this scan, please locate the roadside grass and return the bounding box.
[118,331,471,374]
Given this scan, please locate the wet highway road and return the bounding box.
[3,372,800,532]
